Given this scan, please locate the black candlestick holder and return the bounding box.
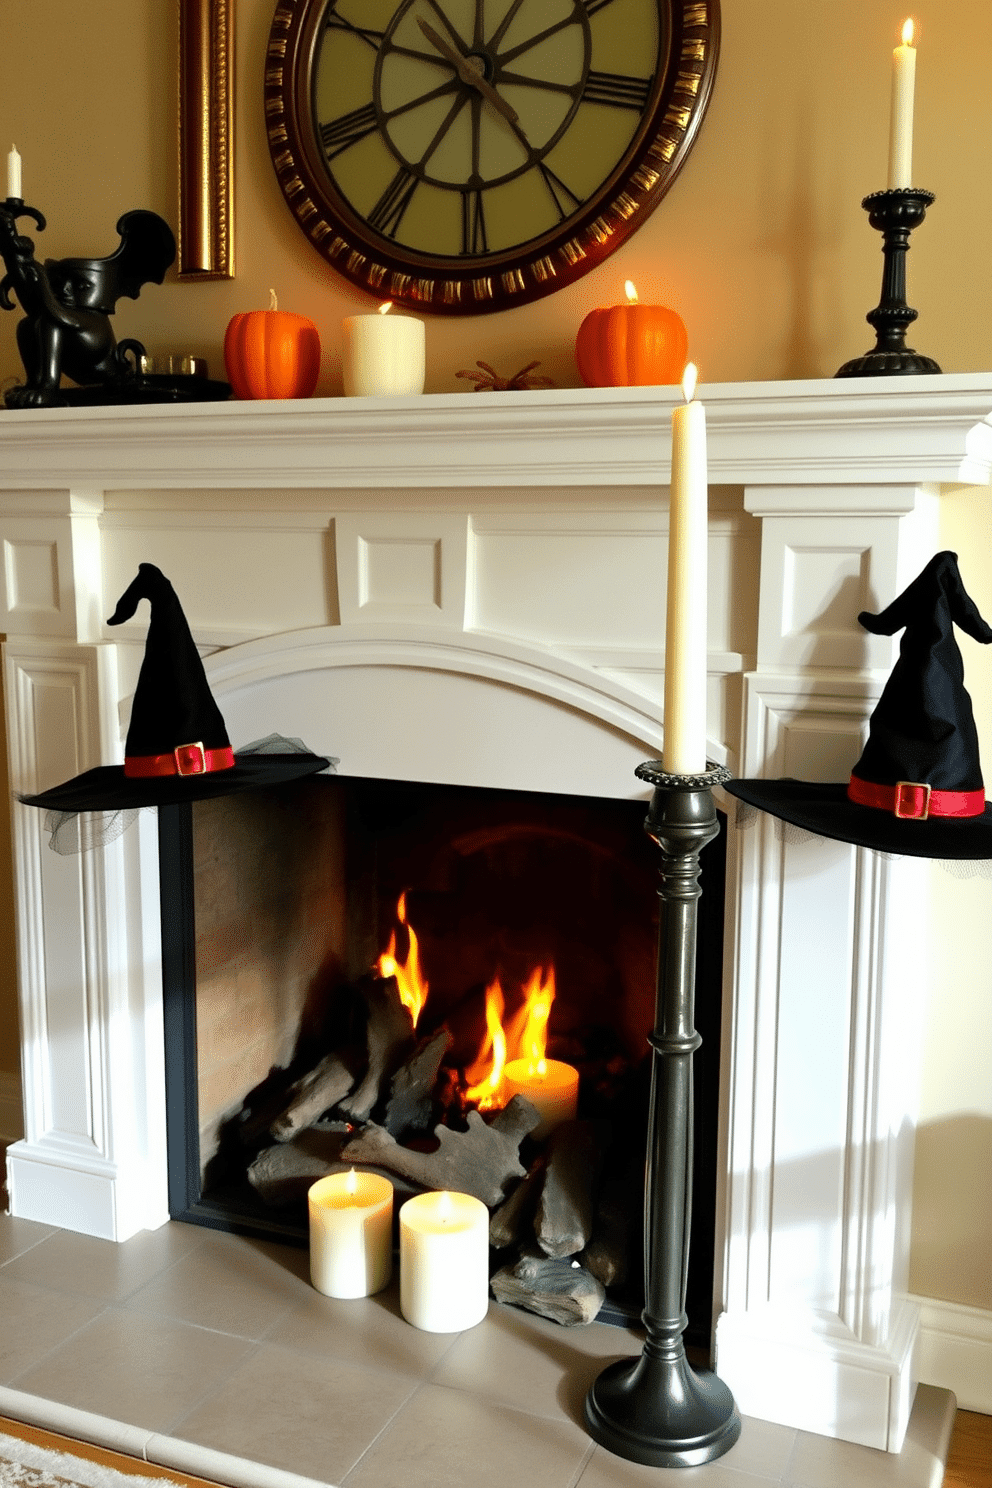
[585,761,740,1469]
[836,188,940,377]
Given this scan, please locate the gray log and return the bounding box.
[341,1094,540,1207]
[246,1125,350,1206]
[338,974,414,1123]
[489,1156,546,1250]
[384,1026,453,1137]
[535,1119,610,1259]
[269,1053,355,1142]
[490,1252,606,1326]
[582,1178,633,1288]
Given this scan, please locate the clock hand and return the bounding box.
[416,17,519,125]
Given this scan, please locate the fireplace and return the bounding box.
[161,774,724,1345]
[3,374,992,1452]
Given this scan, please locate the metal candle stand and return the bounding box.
[836,187,940,377]
[585,761,740,1469]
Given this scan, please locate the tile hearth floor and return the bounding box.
[0,1212,954,1488]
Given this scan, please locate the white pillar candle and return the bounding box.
[662,363,709,775]
[888,20,916,189]
[7,144,21,199]
[501,1058,579,1142]
[342,303,426,396]
[399,1190,489,1332]
[308,1169,394,1299]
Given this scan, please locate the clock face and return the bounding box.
[266,0,719,313]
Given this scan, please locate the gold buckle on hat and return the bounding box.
[894,781,931,819]
[174,742,207,776]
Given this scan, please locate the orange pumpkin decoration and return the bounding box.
[224,290,321,399]
[575,289,687,388]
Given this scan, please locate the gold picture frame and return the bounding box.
[178,0,234,279]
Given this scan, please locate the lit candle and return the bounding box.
[7,144,21,200]
[501,1059,579,1142]
[308,1168,394,1299]
[342,301,426,396]
[399,1189,489,1332]
[888,19,916,189]
[662,363,708,775]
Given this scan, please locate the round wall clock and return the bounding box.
[264,0,719,314]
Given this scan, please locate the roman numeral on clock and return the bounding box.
[319,102,380,158]
[324,10,384,52]
[368,167,420,238]
[462,189,488,254]
[584,71,653,111]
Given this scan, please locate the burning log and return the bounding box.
[535,1119,610,1259]
[338,974,414,1123]
[489,1155,546,1250]
[490,1252,606,1326]
[340,1094,541,1207]
[268,1052,355,1142]
[384,1026,453,1137]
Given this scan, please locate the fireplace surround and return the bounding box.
[3,373,992,1454]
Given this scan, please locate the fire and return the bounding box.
[465,963,556,1111]
[464,978,508,1110]
[516,964,555,1077]
[376,891,429,1027]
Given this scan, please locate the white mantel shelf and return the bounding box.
[1,371,992,490]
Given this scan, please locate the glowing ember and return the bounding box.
[376,891,429,1027]
[464,978,508,1111]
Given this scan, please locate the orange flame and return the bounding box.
[465,978,508,1110]
[517,964,555,1077]
[376,891,429,1027]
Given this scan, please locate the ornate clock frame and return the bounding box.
[264,0,720,314]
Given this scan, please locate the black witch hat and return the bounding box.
[19,563,331,812]
[723,552,992,858]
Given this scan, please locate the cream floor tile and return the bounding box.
[120,1227,310,1340]
[576,1441,778,1488]
[0,1275,103,1385]
[0,1221,208,1302]
[266,1277,459,1382]
[340,1382,594,1488]
[0,1213,57,1266]
[169,1339,418,1487]
[10,1307,254,1434]
[428,1300,644,1423]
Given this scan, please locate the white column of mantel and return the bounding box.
[713,483,939,1451]
[1,489,169,1239]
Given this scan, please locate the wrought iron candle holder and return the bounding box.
[585,761,740,1469]
[836,188,940,377]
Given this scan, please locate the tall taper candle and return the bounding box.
[6,144,21,200]
[888,20,916,189]
[662,364,708,775]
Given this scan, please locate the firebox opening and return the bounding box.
[162,774,724,1343]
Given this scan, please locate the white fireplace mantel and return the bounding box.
[1,371,991,490]
[2,374,991,1457]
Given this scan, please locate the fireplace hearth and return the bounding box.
[5,376,991,1449]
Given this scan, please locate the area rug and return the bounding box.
[0,1432,184,1488]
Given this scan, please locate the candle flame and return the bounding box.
[267,288,278,312]
[376,891,429,1027]
[378,301,392,315]
[437,1190,452,1224]
[345,1166,357,1196]
[624,280,638,304]
[901,18,914,46]
[681,362,698,403]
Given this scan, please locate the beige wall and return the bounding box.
[1,2,990,1311]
